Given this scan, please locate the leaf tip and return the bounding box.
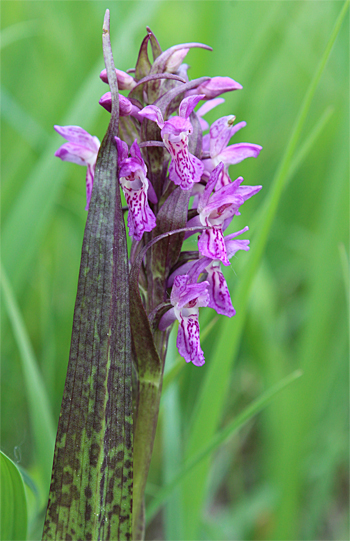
[103,9,110,35]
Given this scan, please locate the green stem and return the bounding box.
[133,378,162,539]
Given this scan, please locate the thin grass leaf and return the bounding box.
[338,243,349,307]
[0,19,39,50]
[0,450,28,541]
[182,3,349,536]
[286,106,334,186]
[271,132,349,539]
[42,12,133,540]
[0,262,55,496]
[147,370,302,524]
[1,86,49,153]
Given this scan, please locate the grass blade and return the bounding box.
[0,450,28,541]
[182,3,349,536]
[0,262,55,496]
[1,86,49,153]
[286,106,333,186]
[147,370,302,525]
[0,19,39,50]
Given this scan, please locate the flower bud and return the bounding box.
[99,67,136,90]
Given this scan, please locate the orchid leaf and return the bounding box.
[42,11,133,540]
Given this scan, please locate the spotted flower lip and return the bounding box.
[202,115,262,189]
[159,275,209,366]
[99,67,136,90]
[138,95,205,191]
[116,138,157,241]
[54,125,100,210]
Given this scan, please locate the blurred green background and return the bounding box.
[1,1,348,540]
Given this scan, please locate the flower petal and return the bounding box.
[161,116,193,137]
[138,105,165,128]
[210,117,246,158]
[177,313,205,366]
[207,265,235,317]
[170,275,209,308]
[147,180,158,204]
[219,142,262,165]
[179,95,205,119]
[196,98,225,119]
[55,142,96,166]
[123,183,157,241]
[167,140,204,190]
[198,162,224,213]
[130,139,141,160]
[198,225,229,265]
[85,164,95,211]
[194,76,242,99]
[54,125,100,153]
[198,117,209,131]
[115,137,129,163]
[159,307,177,331]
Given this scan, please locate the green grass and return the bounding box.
[1,1,348,540]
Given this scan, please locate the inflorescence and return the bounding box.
[54,30,262,367]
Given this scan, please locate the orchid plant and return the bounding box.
[43,11,262,540]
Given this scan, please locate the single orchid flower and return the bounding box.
[54,125,100,210]
[186,163,261,264]
[202,115,262,189]
[169,227,250,317]
[138,95,205,191]
[116,138,157,242]
[159,275,209,366]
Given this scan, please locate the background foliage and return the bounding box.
[1,1,348,540]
